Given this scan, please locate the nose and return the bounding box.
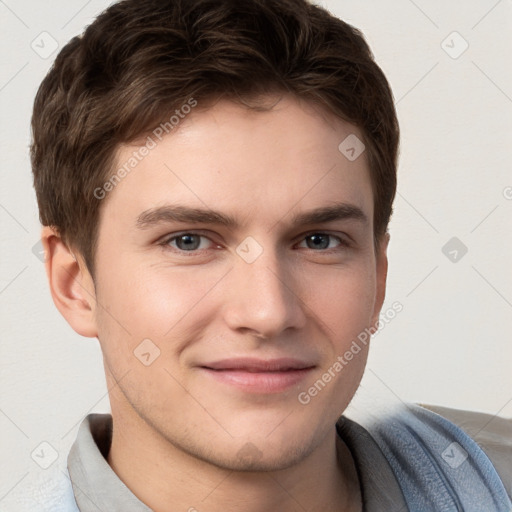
[221,243,307,340]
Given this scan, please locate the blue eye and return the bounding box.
[298,233,345,251]
[164,233,213,252]
[159,231,348,256]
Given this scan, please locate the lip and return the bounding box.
[198,358,316,394]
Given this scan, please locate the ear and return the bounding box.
[41,226,98,338]
[370,232,390,327]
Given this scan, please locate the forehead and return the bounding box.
[102,95,374,231]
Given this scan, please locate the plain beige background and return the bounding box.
[1,0,511,508]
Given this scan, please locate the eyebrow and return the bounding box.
[136,202,368,230]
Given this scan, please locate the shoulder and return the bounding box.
[419,403,512,499]
[5,467,79,512]
[345,401,512,510]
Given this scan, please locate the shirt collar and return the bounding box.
[68,413,406,511]
[68,413,151,511]
[336,416,407,510]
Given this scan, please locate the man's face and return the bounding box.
[91,95,387,470]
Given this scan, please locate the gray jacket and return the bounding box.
[8,403,511,511]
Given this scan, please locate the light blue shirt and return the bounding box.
[14,403,511,511]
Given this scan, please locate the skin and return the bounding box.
[42,94,389,512]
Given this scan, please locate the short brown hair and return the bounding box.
[31,0,399,278]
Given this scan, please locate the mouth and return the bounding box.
[198,358,316,394]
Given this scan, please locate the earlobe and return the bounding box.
[41,226,98,338]
[371,233,390,327]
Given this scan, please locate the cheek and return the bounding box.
[297,266,375,415]
[93,260,228,355]
[305,261,377,342]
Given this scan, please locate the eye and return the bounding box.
[297,233,347,251]
[161,232,216,253]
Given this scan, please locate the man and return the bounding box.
[27,0,511,510]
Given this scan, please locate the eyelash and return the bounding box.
[158,231,351,256]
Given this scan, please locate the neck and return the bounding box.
[106,402,361,512]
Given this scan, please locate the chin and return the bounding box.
[211,441,314,473]
[182,428,319,473]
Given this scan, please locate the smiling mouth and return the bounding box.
[198,358,316,393]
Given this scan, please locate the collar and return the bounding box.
[68,413,152,511]
[68,413,406,511]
